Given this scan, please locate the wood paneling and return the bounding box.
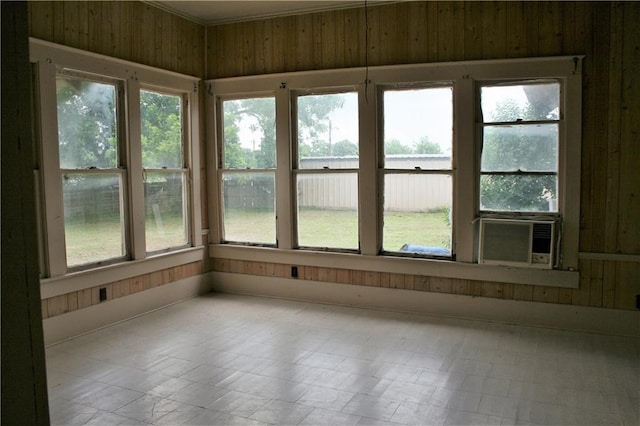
[28,1,205,78]
[41,262,203,320]
[27,1,640,312]
[205,1,639,311]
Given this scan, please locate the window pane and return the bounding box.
[222,97,276,169]
[145,171,187,252]
[141,90,183,169]
[297,173,358,249]
[62,173,125,266]
[480,175,558,212]
[481,124,558,172]
[384,87,452,169]
[383,174,452,255]
[481,82,560,122]
[297,92,358,169]
[222,172,275,244]
[56,77,118,169]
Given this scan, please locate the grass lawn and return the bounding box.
[65,215,186,266]
[224,208,451,250]
[65,209,450,266]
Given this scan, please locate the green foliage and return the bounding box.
[332,139,359,156]
[140,90,182,168]
[414,137,443,154]
[56,78,118,169]
[223,98,276,168]
[384,139,413,155]
[480,94,558,212]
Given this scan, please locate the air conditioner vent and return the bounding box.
[479,218,555,269]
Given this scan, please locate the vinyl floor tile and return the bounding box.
[45,293,640,425]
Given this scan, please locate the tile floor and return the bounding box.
[46,293,639,425]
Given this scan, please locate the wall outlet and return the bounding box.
[291,266,298,278]
[99,287,107,302]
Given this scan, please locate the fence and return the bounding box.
[224,155,452,211]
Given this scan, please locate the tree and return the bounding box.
[140,90,182,168]
[223,94,345,166]
[297,94,345,158]
[413,137,443,154]
[222,98,276,169]
[384,138,413,155]
[56,78,117,169]
[480,95,558,211]
[332,139,358,157]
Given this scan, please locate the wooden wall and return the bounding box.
[28,1,208,320]
[207,1,640,311]
[41,262,203,319]
[25,2,639,313]
[29,1,205,77]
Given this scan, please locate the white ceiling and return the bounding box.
[150,1,371,25]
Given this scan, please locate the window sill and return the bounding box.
[41,246,206,299]
[209,244,579,289]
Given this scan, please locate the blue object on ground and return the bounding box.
[400,244,450,256]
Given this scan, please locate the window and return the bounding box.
[208,56,582,282]
[56,74,127,267]
[295,91,359,250]
[479,81,560,213]
[219,97,276,245]
[141,89,189,253]
[31,39,201,278]
[381,86,453,257]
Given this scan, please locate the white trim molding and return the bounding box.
[43,273,212,346]
[211,272,639,337]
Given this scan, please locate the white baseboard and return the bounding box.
[43,274,212,346]
[211,272,640,337]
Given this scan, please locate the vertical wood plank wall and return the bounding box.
[27,1,207,319]
[206,1,640,311]
[27,1,639,315]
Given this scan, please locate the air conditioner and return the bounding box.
[478,218,555,269]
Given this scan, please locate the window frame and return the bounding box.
[206,55,582,288]
[30,38,203,281]
[293,88,361,252]
[477,79,562,215]
[379,83,455,259]
[140,86,192,255]
[55,71,130,269]
[216,93,278,246]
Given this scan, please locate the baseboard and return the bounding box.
[211,272,640,337]
[43,273,213,346]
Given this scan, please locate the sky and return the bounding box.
[236,86,530,155]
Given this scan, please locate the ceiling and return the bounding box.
[150,1,372,26]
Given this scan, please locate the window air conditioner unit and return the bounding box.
[478,218,555,269]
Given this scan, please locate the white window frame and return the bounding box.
[293,87,361,252]
[216,93,278,246]
[378,83,455,258]
[30,38,203,293]
[206,55,582,288]
[140,85,192,255]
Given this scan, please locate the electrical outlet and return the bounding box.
[291,266,298,278]
[99,287,107,302]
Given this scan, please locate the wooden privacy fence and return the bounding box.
[225,155,452,211]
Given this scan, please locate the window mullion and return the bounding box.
[126,79,146,259]
[276,87,294,250]
[359,82,378,256]
[454,77,477,263]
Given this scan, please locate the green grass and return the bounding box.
[65,214,186,266]
[224,208,451,250]
[65,209,451,266]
